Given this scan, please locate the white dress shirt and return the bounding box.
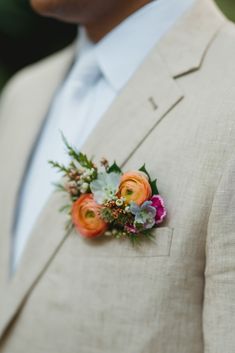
[12,0,195,272]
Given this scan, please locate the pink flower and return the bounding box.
[125,224,138,234]
[151,195,167,225]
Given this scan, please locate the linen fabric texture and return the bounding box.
[0,0,235,352]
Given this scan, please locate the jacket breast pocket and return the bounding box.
[78,227,174,258]
[118,227,174,257]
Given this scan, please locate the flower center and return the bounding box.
[85,210,95,218]
[126,188,133,196]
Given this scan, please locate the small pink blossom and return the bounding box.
[151,195,167,225]
[125,224,138,234]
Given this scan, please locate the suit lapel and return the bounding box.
[158,0,225,78]
[0,0,225,340]
[0,46,75,289]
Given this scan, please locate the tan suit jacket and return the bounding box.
[0,0,235,352]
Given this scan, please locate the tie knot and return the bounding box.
[71,50,102,90]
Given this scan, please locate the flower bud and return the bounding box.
[80,182,89,193]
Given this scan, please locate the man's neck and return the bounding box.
[85,0,152,43]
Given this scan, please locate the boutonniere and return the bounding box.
[49,136,166,243]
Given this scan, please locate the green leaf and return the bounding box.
[61,132,94,169]
[53,182,67,193]
[139,164,151,180]
[141,229,156,241]
[128,233,141,247]
[59,204,72,214]
[139,164,159,195]
[48,160,69,174]
[76,152,94,169]
[150,178,159,195]
[107,161,122,174]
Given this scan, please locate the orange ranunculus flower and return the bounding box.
[118,171,152,205]
[72,194,107,238]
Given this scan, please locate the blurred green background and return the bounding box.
[0,0,235,91]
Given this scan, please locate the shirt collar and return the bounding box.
[77,0,195,92]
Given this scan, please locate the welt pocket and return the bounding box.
[117,226,174,257]
[79,227,174,258]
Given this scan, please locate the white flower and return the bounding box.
[115,197,125,207]
[90,172,121,204]
[104,231,112,237]
[80,182,89,193]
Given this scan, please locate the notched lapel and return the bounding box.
[82,49,184,166]
[158,0,225,78]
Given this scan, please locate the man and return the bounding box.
[0,0,235,351]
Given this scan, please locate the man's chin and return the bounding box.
[30,0,50,14]
[30,0,63,18]
[30,0,84,23]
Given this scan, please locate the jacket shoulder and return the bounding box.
[0,44,75,114]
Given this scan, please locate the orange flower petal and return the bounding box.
[118,171,152,205]
[72,194,107,238]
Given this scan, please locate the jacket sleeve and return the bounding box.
[203,157,235,352]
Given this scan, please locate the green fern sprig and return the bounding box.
[61,133,94,170]
[48,160,70,175]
